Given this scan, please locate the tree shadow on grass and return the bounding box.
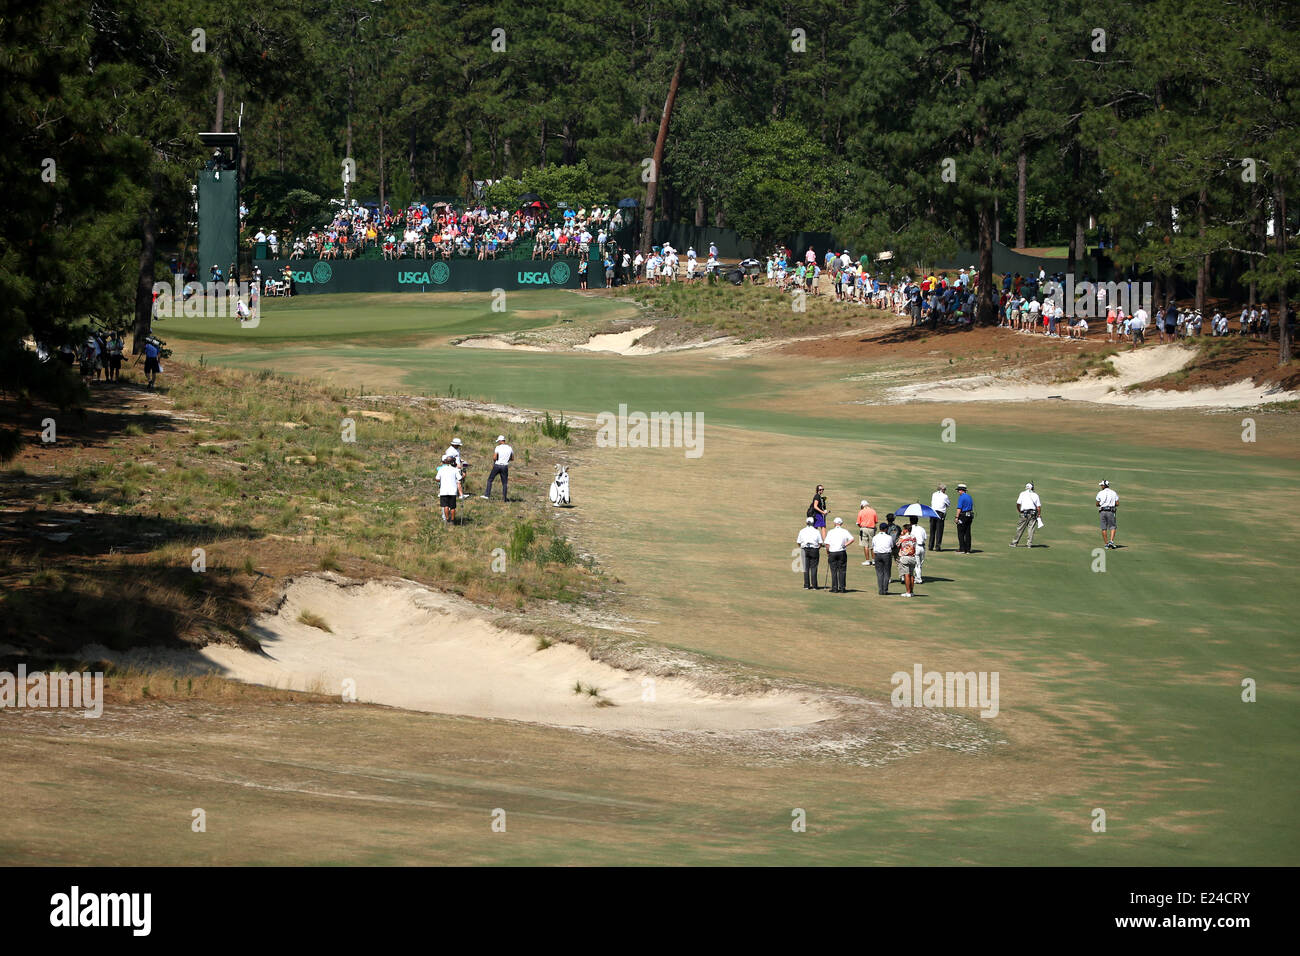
[865,322,981,347]
[0,508,266,659]
[2,385,186,458]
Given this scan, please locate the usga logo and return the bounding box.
[517,263,571,285]
[398,262,450,284]
[292,261,333,284]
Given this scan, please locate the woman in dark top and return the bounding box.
[810,485,828,541]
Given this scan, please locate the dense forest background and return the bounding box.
[2,0,1297,445]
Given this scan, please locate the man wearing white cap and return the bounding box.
[1010,482,1043,547]
[796,517,824,590]
[824,517,856,593]
[954,483,974,553]
[1096,480,1119,549]
[483,434,513,502]
[443,436,463,468]
[443,437,469,498]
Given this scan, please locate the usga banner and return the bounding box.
[252,258,598,294]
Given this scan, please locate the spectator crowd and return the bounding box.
[250,199,631,264]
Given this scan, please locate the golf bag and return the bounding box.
[548,465,571,506]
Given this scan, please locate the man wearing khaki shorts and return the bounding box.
[1097,480,1119,549]
[856,499,878,565]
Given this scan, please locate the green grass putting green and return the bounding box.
[156,290,631,344]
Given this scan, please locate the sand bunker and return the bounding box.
[891,344,1298,409]
[92,576,834,733]
[575,326,657,355]
[456,337,549,352]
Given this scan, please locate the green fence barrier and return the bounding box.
[198,170,239,277]
[933,241,1116,281]
[257,256,605,294]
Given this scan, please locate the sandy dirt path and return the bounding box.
[890,343,1298,408]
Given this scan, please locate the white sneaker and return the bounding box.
[862,560,871,565]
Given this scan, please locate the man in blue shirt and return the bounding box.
[142,338,161,390]
[955,483,975,553]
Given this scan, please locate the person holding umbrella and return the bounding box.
[896,523,919,597]
[909,520,927,584]
[893,501,940,581]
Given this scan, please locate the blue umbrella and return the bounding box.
[895,503,939,519]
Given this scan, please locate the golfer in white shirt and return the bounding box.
[1096,480,1119,549]
[796,517,824,590]
[870,523,895,595]
[1131,307,1148,344]
[1010,482,1043,547]
[824,518,856,593]
[443,437,470,498]
[435,456,463,524]
[482,435,513,501]
[929,484,950,551]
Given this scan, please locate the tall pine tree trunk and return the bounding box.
[1015,149,1027,248]
[1195,188,1208,315]
[461,126,473,198]
[410,123,419,188]
[344,71,354,202]
[640,43,685,258]
[977,205,995,324]
[562,119,576,165]
[1278,183,1290,365]
[214,64,225,132]
[1248,186,1261,305]
[132,164,162,353]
